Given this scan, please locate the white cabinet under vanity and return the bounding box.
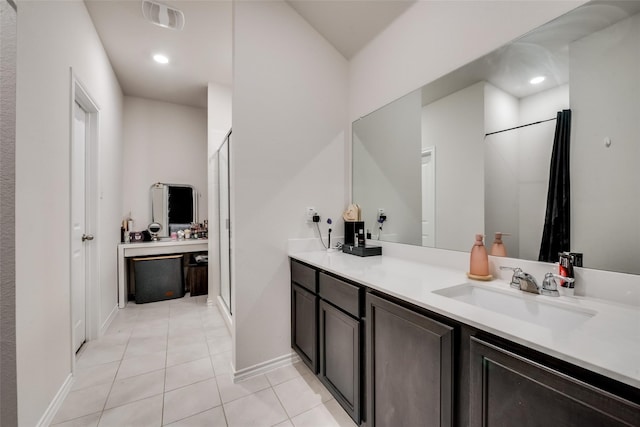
[289,254,640,427]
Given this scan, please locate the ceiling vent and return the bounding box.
[142,0,185,31]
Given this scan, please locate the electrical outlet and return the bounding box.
[377,208,387,224]
[306,207,316,223]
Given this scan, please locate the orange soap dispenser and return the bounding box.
[468,234,491,280]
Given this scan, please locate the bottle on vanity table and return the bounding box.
[469,234,491,280]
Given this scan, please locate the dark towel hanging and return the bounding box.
[539,109,571,263]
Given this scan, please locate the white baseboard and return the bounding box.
[36,373,73,427]
[216,296,233,333]
[233,352,301,383]
[100,303,119,336]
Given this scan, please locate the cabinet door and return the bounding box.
[366,293,454,427]
[319,300,361,424]
[291,283,318,373]
[469,337,640,427]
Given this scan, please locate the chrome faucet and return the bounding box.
[499,267,574,297]
[541,273,575,297]
[499,266,525,290]
[514,270,541,294]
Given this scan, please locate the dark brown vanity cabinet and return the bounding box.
[290,258,640,427]
[291,260,318,373]
[318,273,364,424]
[366,292,454,427]
[469,337,640,427]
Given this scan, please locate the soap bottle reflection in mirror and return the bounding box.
[470,234,490,277]
[490,232,510,257]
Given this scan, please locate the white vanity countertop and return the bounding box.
[289,250,640,389]
[118,239,208,249]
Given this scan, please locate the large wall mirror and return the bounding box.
[150,183,198,237]
[353,1,640,274]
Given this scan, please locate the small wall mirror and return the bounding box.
[150,183,198,237]
[147,222,162,241]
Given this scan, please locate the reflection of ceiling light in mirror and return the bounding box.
[153,54,169,64]
[529,76,545,85]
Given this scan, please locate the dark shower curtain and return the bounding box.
[539,109,571,263]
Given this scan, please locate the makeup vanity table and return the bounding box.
[117,239,208,308]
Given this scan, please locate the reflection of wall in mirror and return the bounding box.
[422,82,484,252]
[353,90,422,245]
[571,12,640,274]
[420,80,569,259]
[517,85,569,259]
[484,83,520,258]
[484,83,569,260]
[150,183,169,233]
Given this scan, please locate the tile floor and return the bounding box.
[51,295,356,427]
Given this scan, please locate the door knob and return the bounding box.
[82,234,94,242]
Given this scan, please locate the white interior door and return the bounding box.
[219,135,231,313]
[421,148,436,247]
[71,101,87,353]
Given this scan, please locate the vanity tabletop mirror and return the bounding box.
[352,0,640,275]
[150,182,198,237]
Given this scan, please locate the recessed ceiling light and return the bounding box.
[529,76,545,85]
[153,54,169,64]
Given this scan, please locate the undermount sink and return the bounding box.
[433,283,596,329]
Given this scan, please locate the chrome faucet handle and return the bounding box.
[541,273,574,297]
[499,266,523,289]
[513,271,541,294]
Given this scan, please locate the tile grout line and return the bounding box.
[270,382,296,426]
[206,297,229,426]
[57,297,247,426]
[204,296,228,426]
[161,300,176,426]
[97,307,137,426]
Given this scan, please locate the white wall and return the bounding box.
[570,12,640,274]
[353,90,422,244]
[233,0,348,372]
[208,83,232,153]
[422,82,485,252]
[15,2,123,425]
[349,0,586,122]
[122,97,207,228]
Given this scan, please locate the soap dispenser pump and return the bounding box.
[490,232,509,257]
[469,234,490,279]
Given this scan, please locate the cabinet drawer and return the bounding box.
[291,260,317,293]
[319,272,362,318]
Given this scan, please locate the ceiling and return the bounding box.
[84,0,415,109]
[85,0,233,109]
[287,0,415,59]
[420,0,640,106]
